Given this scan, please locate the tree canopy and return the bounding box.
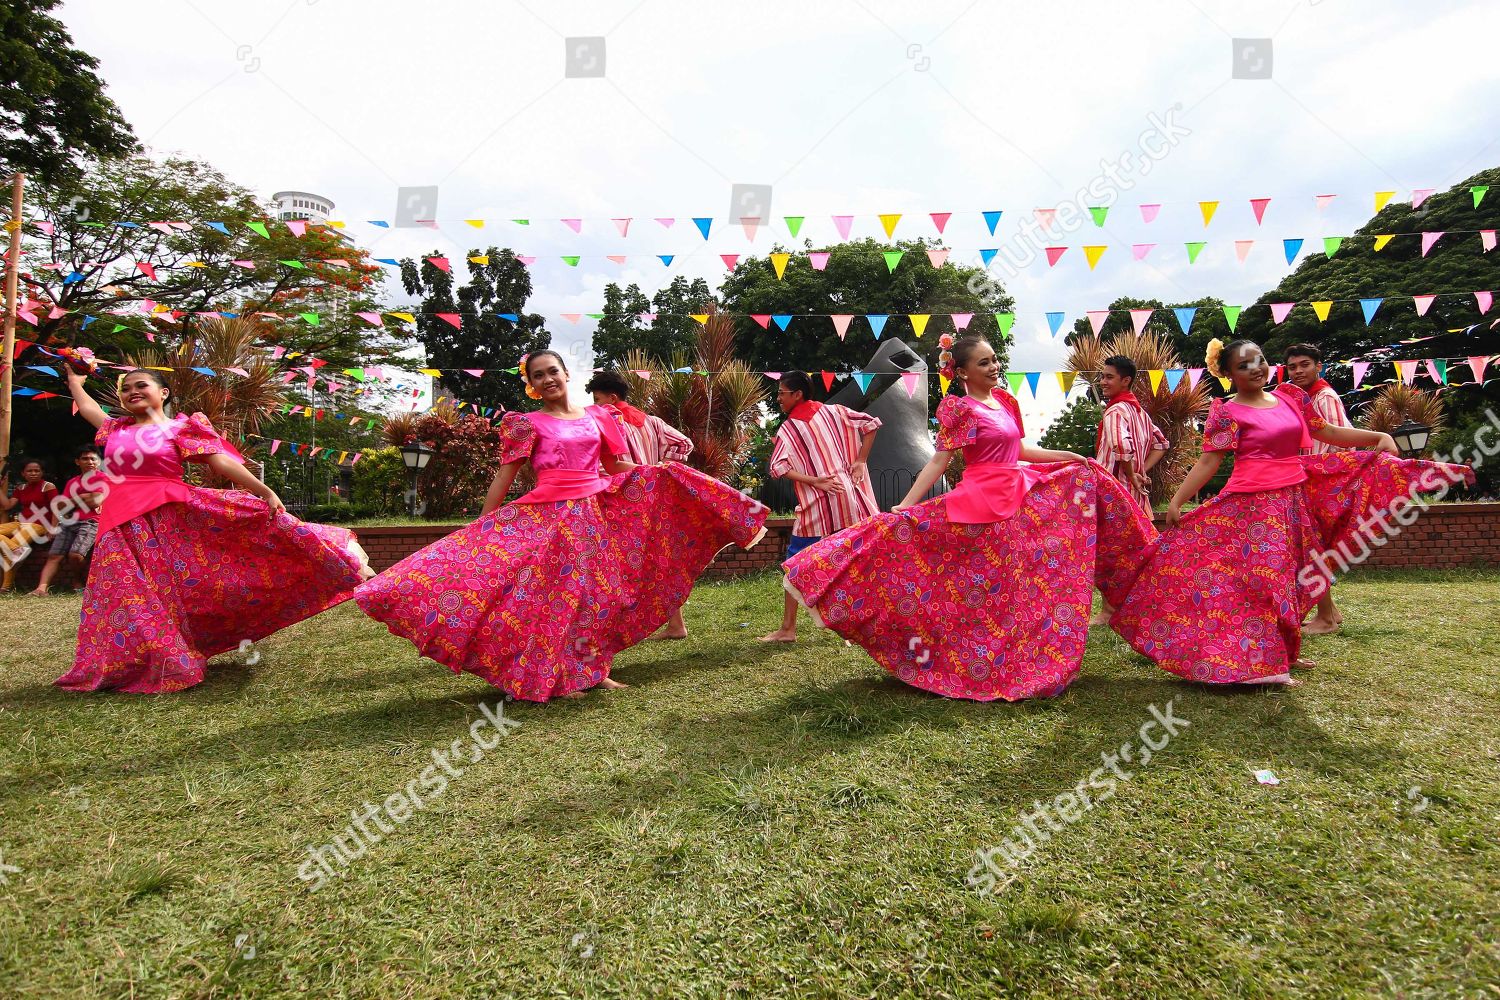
[591,276,714,369]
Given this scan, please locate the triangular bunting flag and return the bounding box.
[1410,189,1434,209]
[927,248,950,268]
[900,372,920,397]
[950,313,973,331]
[867,314,888,339]
[1396,360,1417,385]
[979,249,998,267]
[1467,356,1490,381]
[1421,232,1443,257]
[1315,194,1336,211]
[657,255,674,266]
[996,313,1015,337]
[833,215,853,240]
[1413,294,1436,316]
[909,314,930,337]
[1198,201,1218,226]
[751,315,771,329]
[853,372,873,393]
[785,216,804,237]
[1087,310,1110,335]
[437,313,462,328]
[1427,359,1448,384]
[831,315,853,340]
[1044,246,1067,266]
[878,213,901,239]
[1035,208,1056,230]
[1083,245,1107,269]
[1250,198,1271,224]
[1476,290,1494,314]
[690,314,710,325]
[1352,361,1371,388]
[931,212,952,234]
[982,210,1002,235]
[1323,236,1342,257]
[1312,301,1333,322]
[882,251,903,273]
[1472,186,1489,208]
[770,252,791,279]
[693,217,712,239]
[1270,302,1295,324]
[1374,234,1395,252]
[1139,203,1161,223]
[821,371,835,392]
[1222,306,1242,332]
[1147,369,1164,394]
[1024,372,1041,396]
[1045,312,1065,337]
[1374,191,1395,212]
[1234,240,1253,263]
[1282,238,1302,264]
[1088,206,1108,227]
[1164,369,1185,392]
[1360,298,1382,325]
[1129,308,1153,334]
[1058,371,1077,394]
[1007,372,1024,395]
[612,218,631,237]
[808,252,830,270]
[1185,242,1205,264]
[720,254,739,270]
[562,218,582,233]
[1132,243,1155,260]
[561,255,580,266]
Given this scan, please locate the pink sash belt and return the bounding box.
[1222,456,1307,494]
[943,461,1042,524]
[514,468,608,504]
[95,475,193,537]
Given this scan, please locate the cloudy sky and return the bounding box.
[63,0,1500,428]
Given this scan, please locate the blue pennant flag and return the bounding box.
[1164,369,1185,391]
[112,221,140,229]
[497,313,519,322]
[368,220,391,228]
[218,311,239,319]
[206,221,231,235]
[853,372,873,393]
[1173,307,1197,334]
[26,366,59,377]
[81,315,96,330]
[1046,312,1065,336]
[658,255,674,266]
[63,271,85,285]
[979,249,998,267]
[12,388,40,396]
[190,366,216,376]
[771,315,793,331]
[1024,371,1041,395]
[1282,238,1303,265]
[692,217,713,240]
[1360,298,1383,325]
[982,210,1003,235]
[374,258,400,266]
[867,314,889,339]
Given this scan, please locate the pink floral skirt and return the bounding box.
[1111,451,1472,683]
[355,462,767,703]
[56,489,366,694]
[783,460,1157,701]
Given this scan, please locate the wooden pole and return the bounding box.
[0,172,26,472]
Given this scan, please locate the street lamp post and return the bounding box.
[400,441,433,516]
[1390,420,1432,458]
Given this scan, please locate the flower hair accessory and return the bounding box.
[1204,338,1225,378]
[519,353,542,399]
[57,346,98,375]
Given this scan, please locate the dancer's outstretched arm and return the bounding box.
[893,451,953,511]
[1314,424,1397,453]
[1164,451,1224,525]
[1019,444,1087,464]
[64,368,109,429]
[202,453,285,517]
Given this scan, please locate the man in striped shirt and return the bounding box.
[1094,355,1169,511]
[587,370,697,639]
[1284,343,1350,634]
[760,371,881,643]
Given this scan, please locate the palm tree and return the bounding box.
[1066,328,1211,504]
[1359,384,1447,449]
[622,307,765,485]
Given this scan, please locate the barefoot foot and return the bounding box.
[1291,658,1316,669]
[757,630,797,643]
[1301,617,1338,635]
[600,678,629,690]
[650,628,688,641]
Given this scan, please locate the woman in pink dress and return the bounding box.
[55,367,373,694]
[355,350,768,703]
[1110,338,1473,685]
[782,336,1158,701]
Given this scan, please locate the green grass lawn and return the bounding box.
[1,569,1496,998]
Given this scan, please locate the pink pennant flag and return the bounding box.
[1249,198,1271,224]
[1131,243,1155,260]
[1129,309,1153,334]
[561,313,582,324]
[1477,291,1494,314]
[763,372,782,380]
[34,220,54,235]
[231,259,255,269]
[1034,208,1057,230]
[1044,246,1067,267]
[424,256,452,272]
[228,367,250,377]
[926,248,949,268]
[1410,188,1434,209]
[951,313,973,331]
[1234,240,1254,263]
[271,346,287,359]
[286,220,307,237]
[1315,194,1336,211]
[930,212,951,234]
[1270,302,1295,324]
[612,218,631,237]
[464,368,485,376]
[1420,232,1443,257]
[138,298,157,313]
[1186,368,1204,392]
[808,252,830,271]
[1352,361,1371,389]
[1268,364,1282,384]
[135,261,158,281]
[720,254,739,270]
[270,440,282,454]
[561,218,582,233]
[1139,203,1161,223]
[146,221,174,235]
[655,217,674,228]
[740,217,760,240]
[900,372,920,398]
[606,255,627,264]
[1086,310,1110,335]
[47,305,69,319]
[436,313,461,328]
[751,315,771,329]
[324,258,350,267]
[1468,356,1491,381]
[1413,294,1436,316]
[832,215,854,240]
[356,311,384,326]
[831,315,854,340]
[17,310,38,325]
[638,312,657,322]
[1482,230,1497,252]
[1425,360,1445,384]
[518,256,536,266]
[1396,360,1417,385]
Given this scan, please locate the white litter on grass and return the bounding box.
[1252,769,1281,786]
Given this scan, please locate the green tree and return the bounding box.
[0,0,137,186]
[1037,395,1104,455]
[399,248,550,413]
[718,238,1015,383]
[591,276,714,369]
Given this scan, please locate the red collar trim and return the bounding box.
[788,400,823,422]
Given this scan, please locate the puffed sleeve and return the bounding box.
[497,411,537,465]
[94,415,131,448]
[1201,398,1239,452]
[652,416,694,462]
[934,395,979,452]
[175,413,245,463]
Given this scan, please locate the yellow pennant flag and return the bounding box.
[147,366,173,372]
[690,314,710,325]
[770,252,791,279]
[1373,234,1394,251]
[1057,371,1077,394]
[879,213,902,239]
[152,304,171,313]
[184,261,207,268]
[1147,369,1165,394]
[939,373,951,395]
[468,255,489,264]
[1083,245,1107,270]
[326,220,346,228]
[389,312,416,323]
[338,451,348,464]
[1374,190,1395,212]
[1199,201,1219,226]
[1217,376,1232,391]
[464,219,485,228]
[417,368,441,376]
[908,314,930,337]
[1311,301,1333,322]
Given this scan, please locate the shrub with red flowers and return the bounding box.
[383,405,502,518]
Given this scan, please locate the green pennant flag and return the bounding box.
[246,221,270,238]
[506,367,520,375]
[586,312,604,320]
[1434,358,1448,384]
[882,250,903,273]
[784,216,804,237]
[279,259,306,269]
[110,324,127,332]
[366,418,376,430]
[561,256,580,266]
[344,368,366,381]
[1088,206,1109,227]
[995,312,1015,337]
[1222,305,1242,332]
[1473,186,1489,209]
[298,312,320,325]
[512,218,529,225]
[1185,241,1206,264]
[1323,236,1343,258]
[1006,371,1025,395]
